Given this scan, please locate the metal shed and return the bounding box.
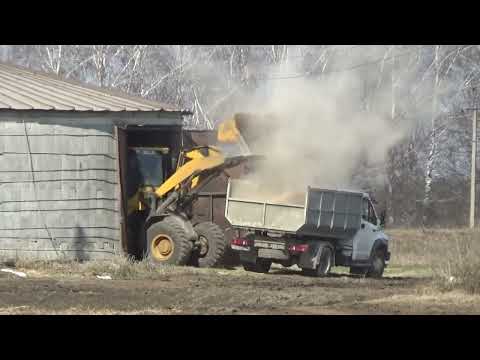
[0,63,187,261]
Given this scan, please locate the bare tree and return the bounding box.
[5,44,480,227]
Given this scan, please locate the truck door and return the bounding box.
[352,198,379,261]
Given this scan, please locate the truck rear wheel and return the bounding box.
[243,259,272,273]
[146,217,193,266]
[191,222,226,268]
[302,246,333,277]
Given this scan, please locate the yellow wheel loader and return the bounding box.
[126,114,258,268]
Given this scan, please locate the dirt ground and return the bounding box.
[1,264,480,315]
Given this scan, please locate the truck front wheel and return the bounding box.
[366,248,386,278]
[243,259,272,273]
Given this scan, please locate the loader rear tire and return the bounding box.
[191,222,226,268]
[146,217,193,266]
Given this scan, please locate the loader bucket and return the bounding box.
[217,113,275,157]
[217,118,242,144]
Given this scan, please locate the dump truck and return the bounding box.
[226,179,390,277]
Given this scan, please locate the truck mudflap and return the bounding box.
[298,241,333,270]
[239,250,257,264]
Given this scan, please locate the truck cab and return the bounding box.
[340,194,390,276]
[352,195,389,261]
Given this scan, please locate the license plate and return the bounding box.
[231,245,250,251]
[254,240,285,250]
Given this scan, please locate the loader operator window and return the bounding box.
[130,148,168,188]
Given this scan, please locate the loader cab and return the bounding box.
[128,147,171,189]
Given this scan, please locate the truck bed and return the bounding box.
[225,179,363,239]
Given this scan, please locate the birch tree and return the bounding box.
[4,44,480,226]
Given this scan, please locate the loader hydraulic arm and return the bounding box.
[130,145,251,218]
[152,145,253,213]
[150,113,261,208]
[154,146,225,198]
[127,114,260,217]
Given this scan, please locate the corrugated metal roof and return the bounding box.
[0,62,184,113]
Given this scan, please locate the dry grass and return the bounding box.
[430,232,480,294]
[388,228,473,266]
[10,256,203,280]
[389,228,480,294]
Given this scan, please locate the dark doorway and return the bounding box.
[117,125,182,259]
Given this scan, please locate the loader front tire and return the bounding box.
[191,222,226,268]
[146,217,192,266]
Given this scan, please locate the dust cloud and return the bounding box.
[227,62,410,201]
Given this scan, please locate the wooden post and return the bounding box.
[470,108,477,229]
